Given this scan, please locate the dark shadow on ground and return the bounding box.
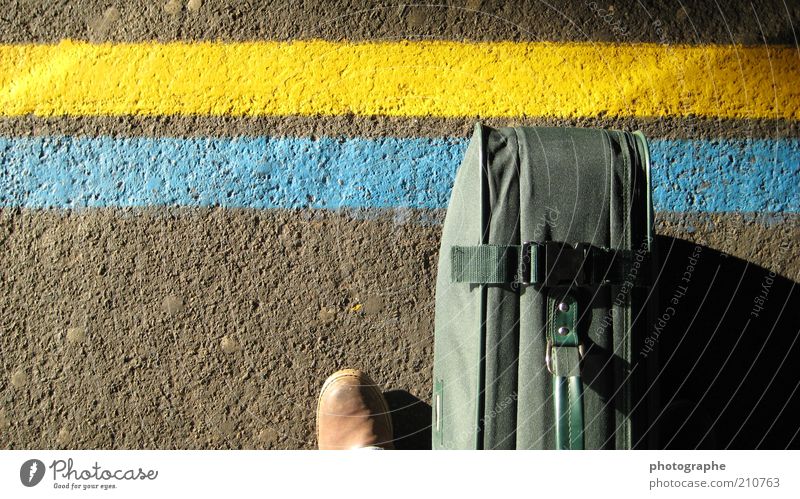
[384,390,432,450]
[651,235,800,449]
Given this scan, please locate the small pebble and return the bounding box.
[221,336,240,354]
[163,295,184,315]
[318,307,336,324]
[66,327,86,344]
[56,427,72,446]
[10,370,28,388]
[164,0,181,15]
[363,296,384,315]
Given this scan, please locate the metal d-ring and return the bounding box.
[545,340,585,376]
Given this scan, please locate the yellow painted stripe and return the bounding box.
[1,40,798,119]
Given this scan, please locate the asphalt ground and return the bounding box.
[1,1,798,449]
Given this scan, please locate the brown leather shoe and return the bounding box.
[316,369,394,450]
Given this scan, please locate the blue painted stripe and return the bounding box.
[0,136,797,212]
[650,139,799,213]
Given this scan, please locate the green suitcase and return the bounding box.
[432,123,656,449]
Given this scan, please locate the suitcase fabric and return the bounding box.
[432,123,655,449]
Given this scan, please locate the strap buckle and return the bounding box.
[521,241,592,286]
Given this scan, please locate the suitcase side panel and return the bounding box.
[432,125,487,449]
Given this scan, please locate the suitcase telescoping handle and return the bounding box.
[451,241,642,449]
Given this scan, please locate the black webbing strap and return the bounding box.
[451,241,645,287]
